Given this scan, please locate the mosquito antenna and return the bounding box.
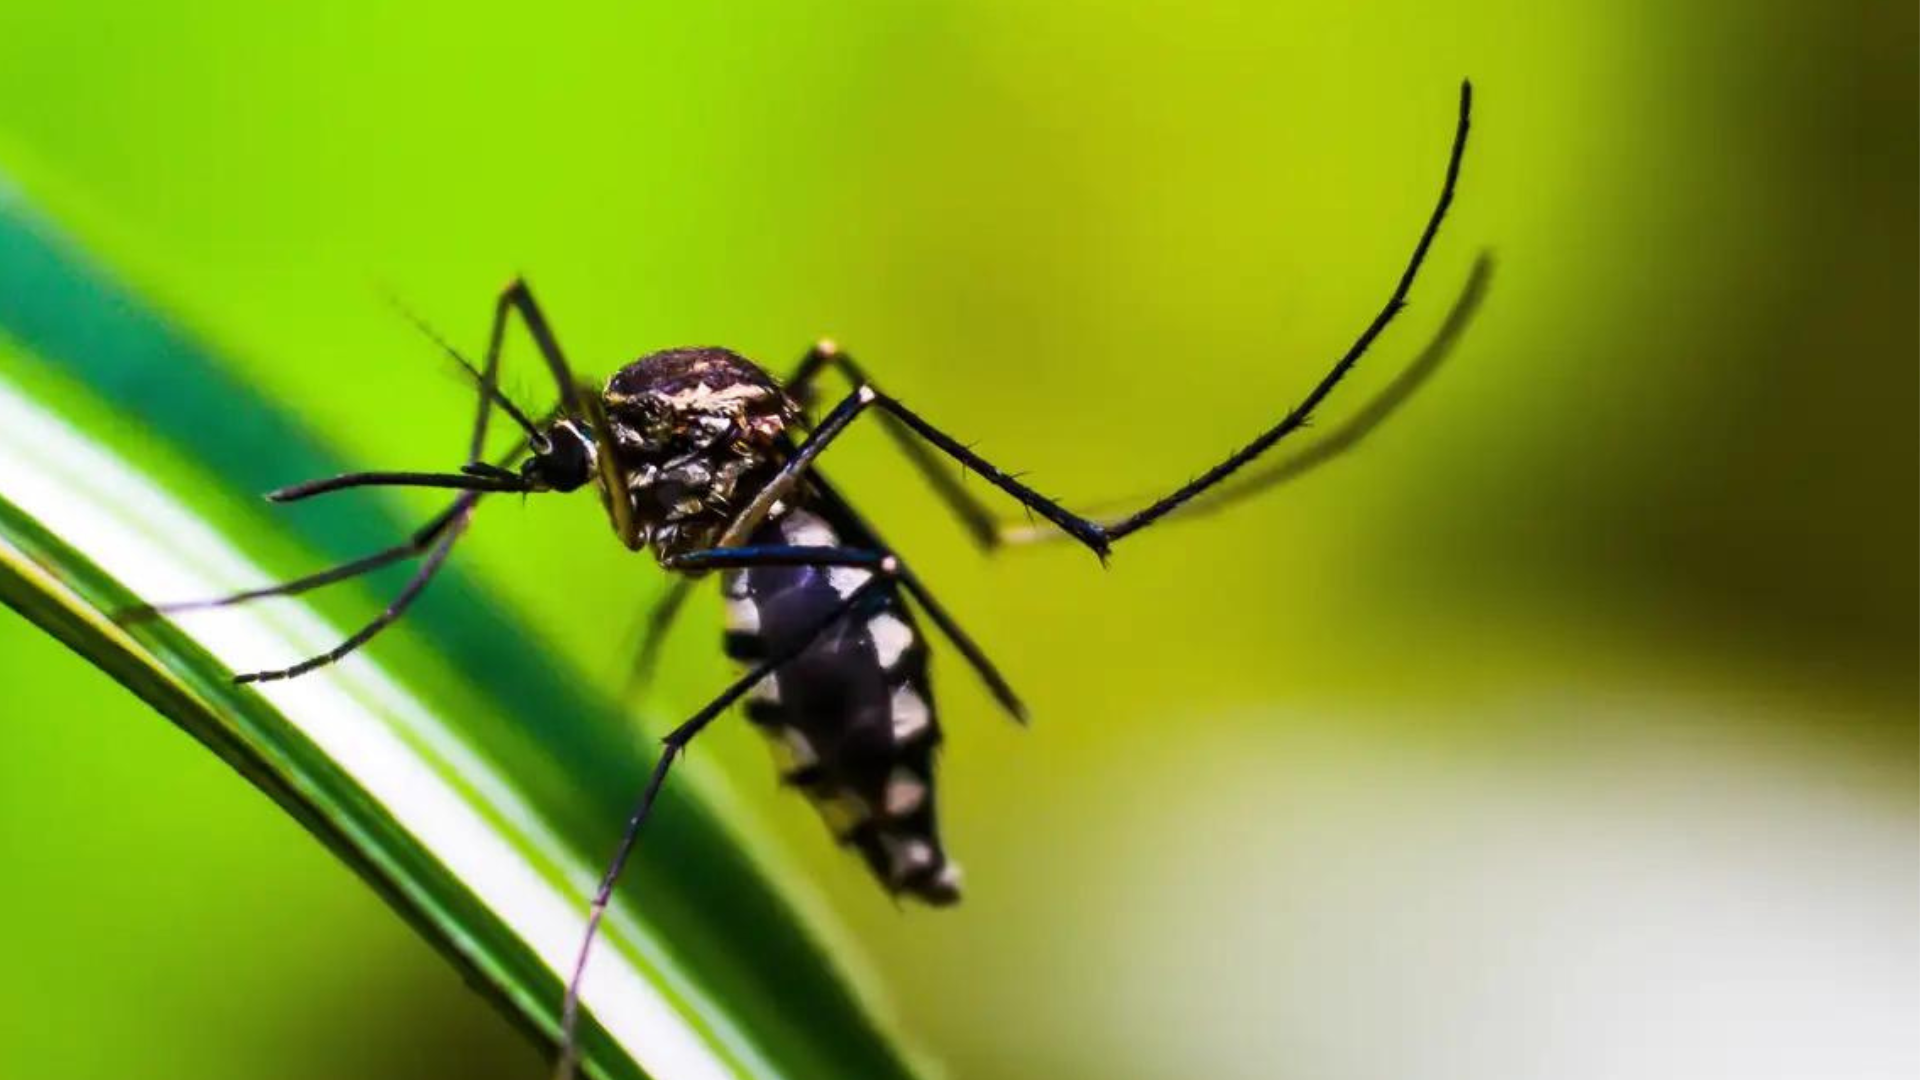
[384,291,547,443]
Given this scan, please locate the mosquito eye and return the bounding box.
[525,425,593,492]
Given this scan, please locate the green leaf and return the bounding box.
[0,183,923,1080]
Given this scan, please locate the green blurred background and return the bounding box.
[0,2,1912,1079]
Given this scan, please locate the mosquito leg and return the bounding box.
[890,560,1025,721]
[118,495,478,623]
[662,545,894,573]
[484,278,588,421]
[213,283,549,678]
[478,279,638,546]
[478,278,642,548]
[803,474,1026,722]
[580,391,642,549]
[232,510,473,684]
[553,574,893,1080]
[669,462,1027,721]
[666,547,1017,722]
[717,386,1108,557]
[122,430,529,626]
[1091,80,1471,542]
[264,278,551,508]
[779,338,844,411]
[781,341,1006,552]
[725,81,1472,561]
[998,250,1496,543]
[624,578,696,698]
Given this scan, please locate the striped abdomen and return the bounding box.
[721,507,960,904]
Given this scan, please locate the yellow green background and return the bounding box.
[0,2,1911,1078]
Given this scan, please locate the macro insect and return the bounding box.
[128,82,1471,1079]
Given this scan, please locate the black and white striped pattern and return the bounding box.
[721,507,960,904]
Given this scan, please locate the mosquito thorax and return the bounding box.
[600,347,800,559]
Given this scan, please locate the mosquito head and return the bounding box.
[520,418,595,493]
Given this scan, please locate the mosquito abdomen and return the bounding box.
[720,507,960,904]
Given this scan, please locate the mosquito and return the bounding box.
[126,82,1472,1079]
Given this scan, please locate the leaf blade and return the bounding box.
[0,184,923,1080]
